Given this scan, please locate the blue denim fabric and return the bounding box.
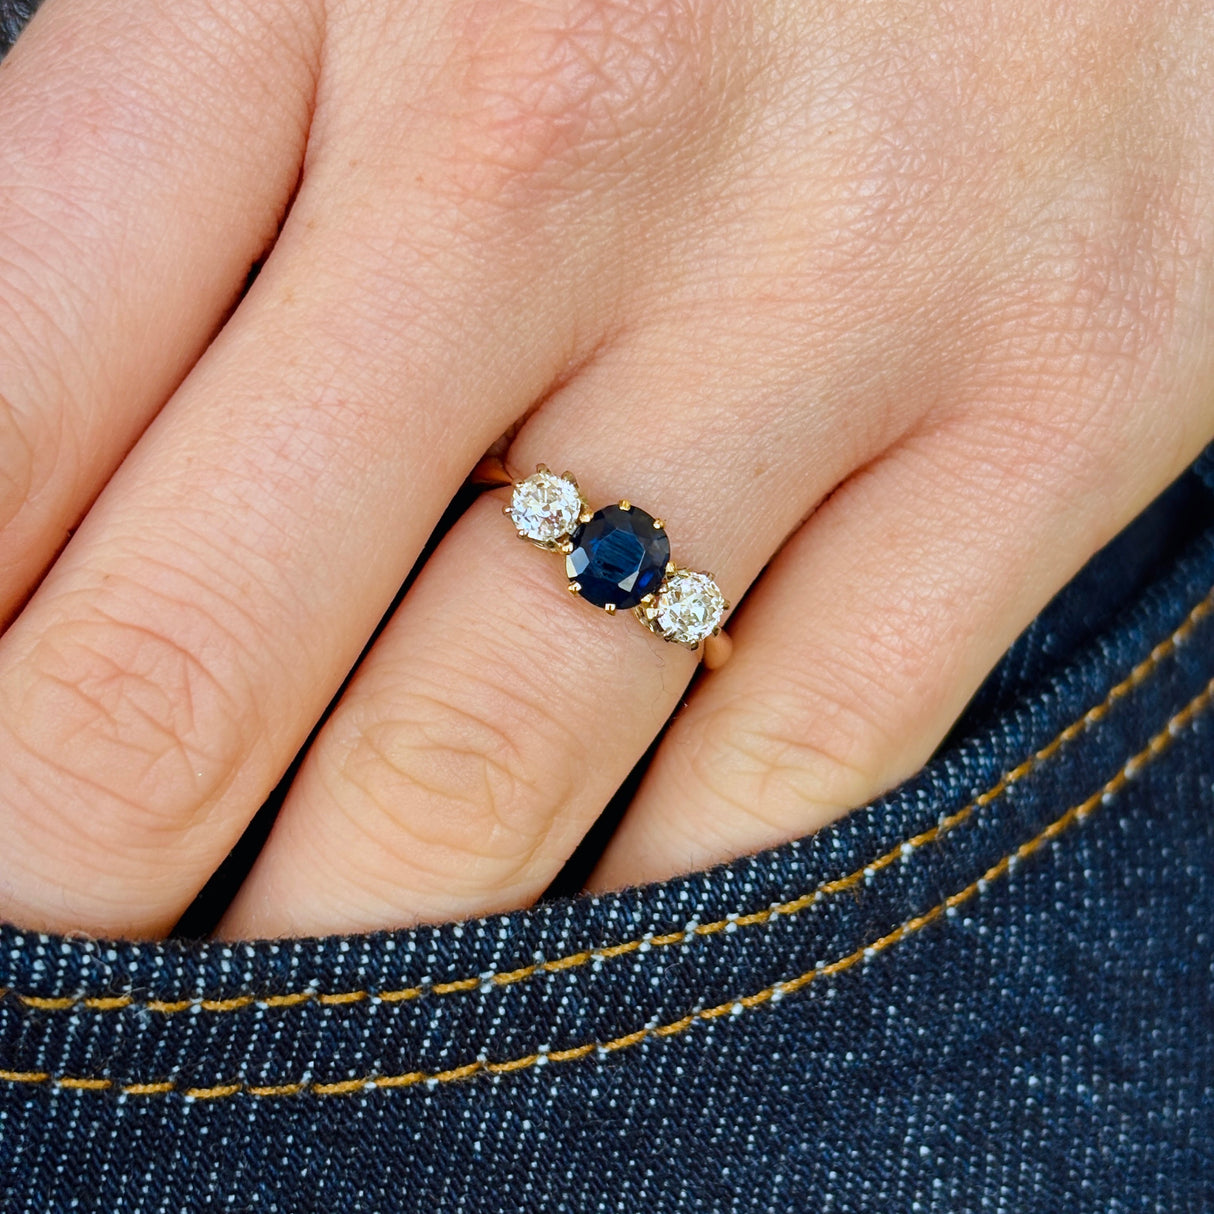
[0,446,1211,1211]
[0,0,35,52]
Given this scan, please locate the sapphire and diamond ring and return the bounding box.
[504,465,729,650]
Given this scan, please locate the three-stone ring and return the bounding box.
[503,465,731,662]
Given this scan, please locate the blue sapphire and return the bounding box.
[566,504,670,610]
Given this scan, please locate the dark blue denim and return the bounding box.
[0,447,1210,1212]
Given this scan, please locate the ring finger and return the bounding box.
[217,308,917,938]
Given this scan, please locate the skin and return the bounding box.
[0,0,1209,939]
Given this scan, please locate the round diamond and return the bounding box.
[649,570,726,644]
[566,505,670,610]
[508,471,583,544]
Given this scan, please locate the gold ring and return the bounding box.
[503,464,731,664]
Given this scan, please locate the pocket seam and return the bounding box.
[1,676,1209,1101]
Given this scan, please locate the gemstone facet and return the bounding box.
[643,569,727,645]
[507,470,584,545]
[566,504,670,610]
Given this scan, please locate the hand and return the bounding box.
[0,0,1210,938]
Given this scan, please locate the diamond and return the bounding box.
[566,504,670,610]
[643,569,727,645]
[507,470,584,544]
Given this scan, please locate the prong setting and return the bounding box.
[637,567,728,647]
[507,468,585,547]
[507,464,728,652]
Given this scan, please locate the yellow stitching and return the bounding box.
[260,992,312,1008]
[183,1083,242,1101]
[310,1078,368,1096]
[85,996,134,1011]
[374,1072,426,1089]
[430,977,481,995]
[2,590,1210,1021]
[2,676,1207,1102]
[316,991,368,1006]
[56,1077,111,1091]
[17,996,77,1011]
[377,987,425,1004]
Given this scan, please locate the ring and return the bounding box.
[503,464,731,659]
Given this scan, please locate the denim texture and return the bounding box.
[0,0,35,52]
[0,443,1210,1211]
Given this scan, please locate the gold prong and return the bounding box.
[640,593,655,604]
[502,504,513,516]
[562,470,577,484]
[618,499,631,511]
[604,603,617,614]
[557,539,573,554]
[652,518,665,530]
[579,509,593,524]
[536,462,551,474]
[568,581,581,595]
[666,560,676,574]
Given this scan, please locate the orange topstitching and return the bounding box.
[0,675,1208,1100]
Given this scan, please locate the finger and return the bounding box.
[586,399,1214,891]
[0,0,320,621]
[0,0,748,937]
[0,214,589,937]
[216,304,920,939]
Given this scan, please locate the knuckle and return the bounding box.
[996,171,1197,413]
[3,579,256,840]
[681,679,893,835]
[436,0,736,201]
[324,663,575,895]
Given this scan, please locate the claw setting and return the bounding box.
[637,568,728,646]
[565,504,669,610]
[506,469,584,546]
[505,463,728,651]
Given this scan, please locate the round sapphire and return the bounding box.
[566,505,670,610]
